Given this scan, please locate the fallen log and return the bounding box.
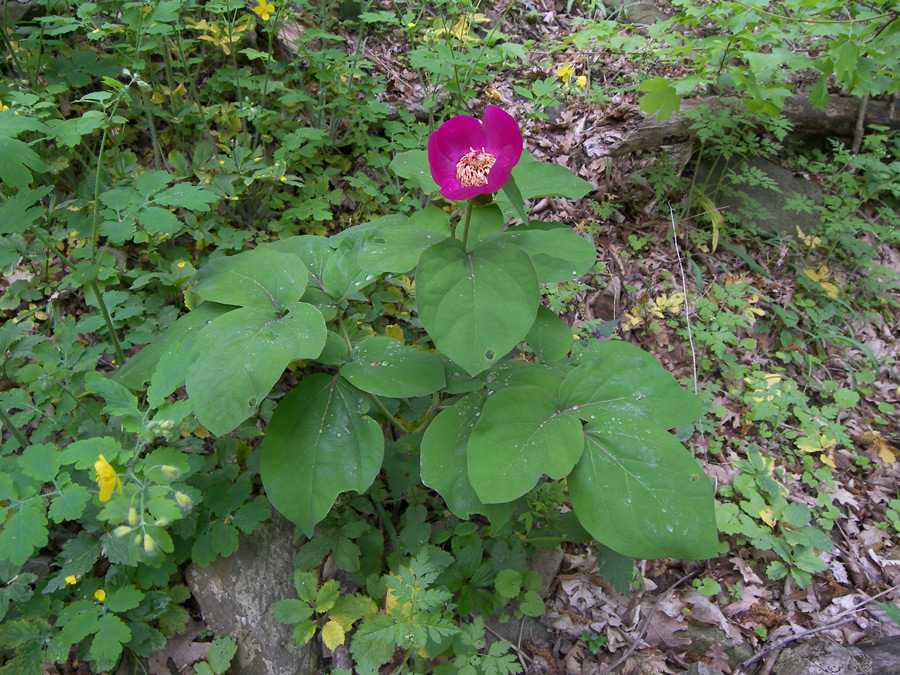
[584,95,900,158]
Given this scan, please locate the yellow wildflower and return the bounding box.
[575,75,587,90]
[65,575,77,585]
[556,62,575,83]
[253,0,275,20]
[94,454,122,502]
[0,100,9,112]
[94,589,106,602]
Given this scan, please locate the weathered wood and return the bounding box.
[585,95,900,158]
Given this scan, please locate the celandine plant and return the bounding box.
[116,106,718,563]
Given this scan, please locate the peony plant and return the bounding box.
[115,107,718,563]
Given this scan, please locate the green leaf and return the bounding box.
[193,248,308,309]
[494,569,522,599]
[114,302,231,391]
[260,374,385,537]
[84,372,142,419]
[357,208,449,274]
[292,620,317,647]
[48,483,90,523]
[18,443,60,483]
[0,186,53,234]
[468,385,584,503]
[462,204,504,249]
[832,388,859,408]
[526,306,573,363]
[329,594,378,629]
[184,303,326,435]
[0,502,49,566]
[154,182,220,211]
[483,225,596,284]
[518,590,545,617]
[44,536,101,593]
[60,437,123,470]
[89,614,131,663]
[501,175,529,222]
[340,336,446,398]
[0,564,35,623]
[569,413,717,560]
[106,585,143,613]
[207,636,238,675]
[135,170,174,198]
[273,599,314,624]
[0,136,44,189]
[510,158,593,200]
[391,149,440,193]
[637,77,681,121]
[316,579,340,613]
[138,206,181,236]
[421,394,491,520]
[559,345,702,430]
[417,238,539,376]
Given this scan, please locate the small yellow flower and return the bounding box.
[556,62,575,83]
[253,0,275,20]
[94,454,123,502]
[407,22,415,28]
[94,589,106,602]
[65,575,77,585]
[575,75,587,90]
[0,100,9,112]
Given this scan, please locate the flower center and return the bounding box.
[455,147,497,187]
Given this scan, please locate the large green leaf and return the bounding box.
[417,238,539,376]
[559,348,702,430]
[185,303,326,435]
[114,302,231,393]
[511,157,593,200]
[193,248,308,309]
[468,385,584,503]
[340,336,446,398]
[260,374,384,536]
[483,225,596,284]
[391,149,439,193]
[526,306,573,363]
[0,186,53,234]
[569,413,717,560]
[421,393,512,521]
[357,208,449,274]
[461,204,504,249]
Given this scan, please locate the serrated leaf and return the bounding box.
[316,579,340,613]
[207,636,238,675]
[0,186,53,234]
[260,374,384,536]
[89,614,131,663]
[569,413,717,560]
[84,372,142,419]
[138,205,181,236]
[468,385,584,503]
[0,136,44,190]
[60,437,123,470]
[135,170,174,197]
[184,303,326,436]
[154,182,220,210]
[494,569,522,599]
[340,336,446,398]
[0,502,49,566]
[329,594,378,630]
[322,619,346,650]
[274,599,314,625]
[106,585,143,613]
[18,443,60,482]
[291,620,317,647]
[637,77,680,121]
[48,484,90,523]
[417,238,539,376]
[194,248,308,309]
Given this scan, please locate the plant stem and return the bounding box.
[89,279,127,365]
[374,500,400,553]
[460,199,474,248]
[0,407,30,450]
[139,89,163,171]
[369,393,408,436]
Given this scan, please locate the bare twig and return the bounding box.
[599,571,698,674]
[484,623,534,671]
[738,582,900,671]
[851,91,871,154]
[668,203,699,397]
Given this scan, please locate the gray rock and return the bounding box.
[773,639,872,675]
[526,548,565,599]
[694,156,823,237]
[857,636,900,675]
[682,663,725,675]
[186,511,319,675]
[676,624,754,671]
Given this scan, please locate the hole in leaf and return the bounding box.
[485,350,495,360]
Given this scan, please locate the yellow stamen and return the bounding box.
[455,147,497,187]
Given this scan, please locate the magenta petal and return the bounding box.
[441,183,488,201]
[482,106,523,165]
[428,115,486,186]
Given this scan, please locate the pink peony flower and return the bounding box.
[427,106,523,201]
